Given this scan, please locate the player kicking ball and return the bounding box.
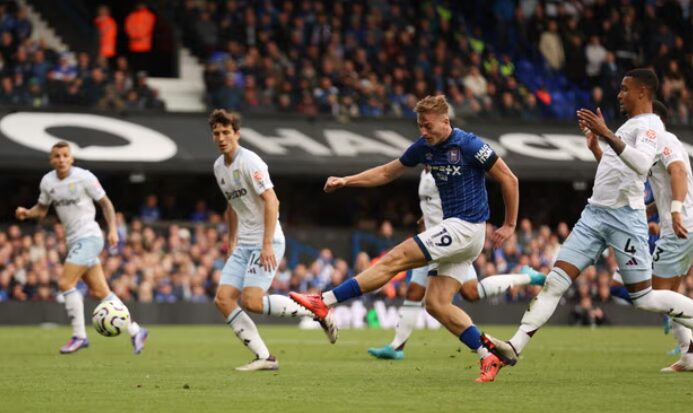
[482,69,693,376]
[368,169,545,361]
[290,95,520,382]
[208,109,337,372]
[16,142,148,354]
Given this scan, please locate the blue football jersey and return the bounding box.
[399,128,498,223]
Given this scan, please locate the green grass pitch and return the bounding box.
[1,325,691,413]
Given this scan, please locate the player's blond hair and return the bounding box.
[413,95,449,115]
[208,109,241,131]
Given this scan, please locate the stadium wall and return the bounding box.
[0,300,662,327]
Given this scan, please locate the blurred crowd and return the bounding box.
[178,0,693,123]
[0,2,164,111]
[4,214,692,313]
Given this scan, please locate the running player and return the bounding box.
[209,109,337,372]
[368,168,545,360]
[15,141,148,354]
[482,69,693,377]
[290,95,521,382]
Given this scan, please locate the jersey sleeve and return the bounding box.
[245,155,274,195]
[399,139,424,167]
[632,122,659,165]
[38,179,51,206]
[463,134,498,171]
[84,170,107,201]
[660,135,687,170]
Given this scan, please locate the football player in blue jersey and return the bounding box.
[290,95,520,382]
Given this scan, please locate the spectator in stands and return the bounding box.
[124,3,156,73]
[539,20,564,70]
[14,7,31,42]
[140,194,160,223]
[585,35,607,84]
[94,5,117,64]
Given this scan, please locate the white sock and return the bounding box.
[63,288,86,339]
[631,289,693,329]
[127,321,141,337]
[263,295,313,317]
[226,308,270,359]
[510,268,572,353]
[102,292,123,305]
[390,300,423,350]
[322,291,337,306]
[477,346,490,359]
[477,274,531,299]
[102,292,141,337]
[671,321,693,355]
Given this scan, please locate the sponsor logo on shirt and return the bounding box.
[474,144,493,164]
[430,164,461,176]
[54,198,80,207]
[225,188,247,200]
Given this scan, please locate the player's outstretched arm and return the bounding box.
[15,203,49,221]
[324,159,406,192]
[98,196,119,247]
[487,158,519,247]
[668,161,689,239]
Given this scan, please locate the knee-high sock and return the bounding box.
[227,308,270,359]
[509,268,572,354]
[63,288,86,339]
[263,295,313,317]
[671,321,693,354]
[102,292,141,337]
[631,289,693,329]
[477,274,531,299]
[390,300,423,350]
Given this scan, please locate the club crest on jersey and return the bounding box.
[447,148,460,164]
[425,152,433,161]
[68,183,76,193]
[233,169,241,183]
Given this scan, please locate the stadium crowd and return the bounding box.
[0,2,164,111]
[174,0,693,123]
[3,213,692,314]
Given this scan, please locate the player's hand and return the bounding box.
[583,126,600,152]
[324,176,347,193]
[15,207,29,221]
[672,212,689,239]
[260,243,276,271]
[577,108,609,138]
[491,224,514,247]
[107,230,119,247]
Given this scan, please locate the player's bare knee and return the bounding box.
[406,284,426,301]
[240,294,263,313]
[214,294,235,312]
[57,278,76,292]
[424,297,444,319]
[460,283,480,302]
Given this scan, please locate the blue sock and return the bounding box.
[610,285,632,303]
[332,279,363,303]
[459,325,483,351]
